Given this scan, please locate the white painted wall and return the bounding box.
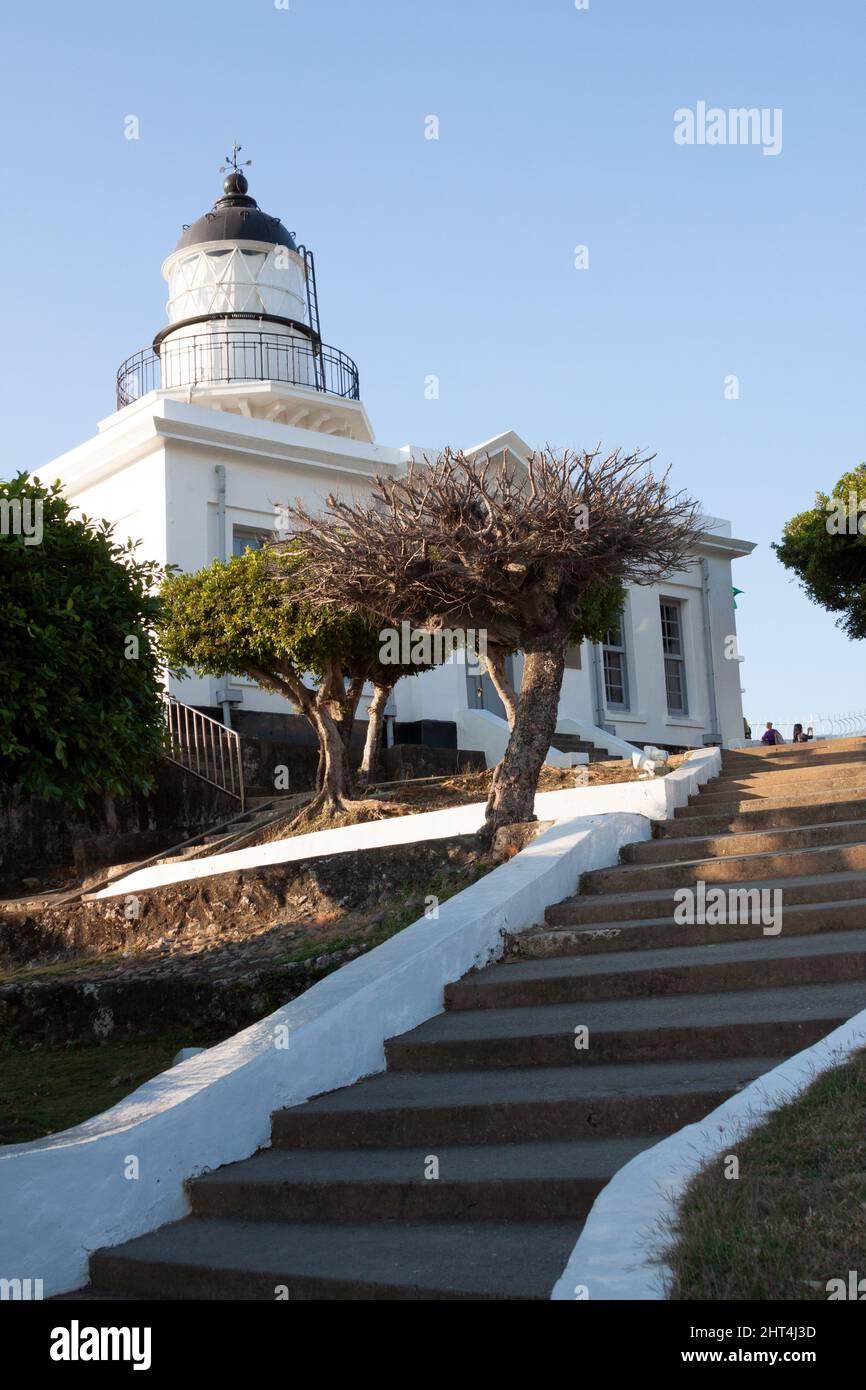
[593,552,746,750]
[453,709,590,770]
[43,449,169,572]
[45,392,752,746]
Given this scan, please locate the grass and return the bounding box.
[0,1032,229,1145]
[665,1047,866,1301]
[0,953,127,985]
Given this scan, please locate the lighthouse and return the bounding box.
[115,148,362,434]
[41,152,754,753]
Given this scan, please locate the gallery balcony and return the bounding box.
[115,329,361,411]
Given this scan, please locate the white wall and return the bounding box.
[589,553,747,749]
[161,432,387,712]
[49,396,750,747]
[52,449,169,570]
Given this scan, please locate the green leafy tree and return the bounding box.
[774,463,866,639]
[159,544,427,813]
[0,473,166,803]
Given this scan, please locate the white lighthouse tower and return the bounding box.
[40,152,754,753]
[116,147,364,435]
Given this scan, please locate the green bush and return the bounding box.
[0,473,166,802]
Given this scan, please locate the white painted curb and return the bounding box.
[550,1011,866,1301]
[0,751,719,1296]
[91,747,720,900]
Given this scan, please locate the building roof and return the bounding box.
[174,170,297,253]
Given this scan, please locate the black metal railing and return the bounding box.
[116,330,360,409]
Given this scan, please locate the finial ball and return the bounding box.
[223,170,249,197]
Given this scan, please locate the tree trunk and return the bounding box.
[483,643,518,728]
[309,704,353,811]
[360,682,391,785]
[483,634,566,839]
[102,790,119,833]
[249,661,355,811]
[246,662,387,822]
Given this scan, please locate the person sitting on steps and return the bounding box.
[792,722,812,743]
[761,721,785,746]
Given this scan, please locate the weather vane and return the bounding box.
[220,142,252,175]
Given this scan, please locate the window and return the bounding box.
[602,619,629,708]
[660,599,688,715]
[232,526,272,557]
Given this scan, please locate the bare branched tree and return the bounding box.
[282,447,704,837]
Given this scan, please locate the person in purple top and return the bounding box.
[761,721,784,745]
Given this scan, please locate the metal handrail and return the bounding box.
[116,330,360,409]
[162,694,245,809]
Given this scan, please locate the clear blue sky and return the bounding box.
[2,0,864,728]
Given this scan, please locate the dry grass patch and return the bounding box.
[665,1047,866,1301]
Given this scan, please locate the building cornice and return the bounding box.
[696,532,757,560]
[35,396,409,498]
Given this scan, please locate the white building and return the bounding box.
[43,165,755,763]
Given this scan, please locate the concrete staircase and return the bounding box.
[551,732,623,763]
[80,738,866,1300]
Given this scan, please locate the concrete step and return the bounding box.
[699,785,866,813]
[624,818,866,865]
[550,732,625,762]
[701,767,866,796]
[707,756,866,777]
[188,1136,653,1223]
[520,895,866,956]
[722,745,866,767]
[89,1216,585,1300]
[444,934,866,1011]
[270,1056,776,1149]
[659,797,866,838]
[676,786,866,818]
[548,868,866,925]
[385,980,864,1071]
[581,841,866,895]
[76,740,866,1304]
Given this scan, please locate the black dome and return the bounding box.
[174,172,297,253]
